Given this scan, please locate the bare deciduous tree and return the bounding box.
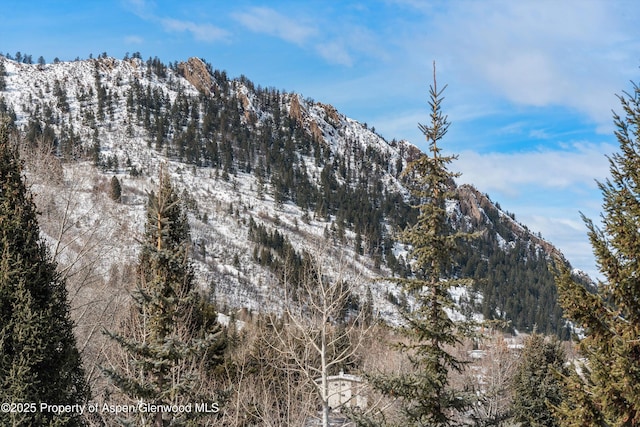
[459,331,519,426]
[21,135,134,397]
[218,318,316,426]
[267,247,372,427]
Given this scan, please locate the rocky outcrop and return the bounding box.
[289,94,303,124]
[289,95,323,142]
[178,57,213,95]
[318,102,340,126]
[457,184,487,225]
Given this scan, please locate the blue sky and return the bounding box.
[3,0,640,278]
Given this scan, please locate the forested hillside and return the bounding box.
[0,53,584,338]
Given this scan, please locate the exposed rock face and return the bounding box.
[289,94,324,142]
[289,94,303,123]
[94,57,118,72]
[178,57,213,95]
[289,94,308,133]
[238,91,254,122]
[457,184,487,225]
[0,54,583,335]
[309,120,323,142]
[318,102,340,126]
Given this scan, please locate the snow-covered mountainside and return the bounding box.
[0,55,585,336]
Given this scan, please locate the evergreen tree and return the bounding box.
[511,334,566,427]
[0,119,89,426]
[104,168,226,426]
[109,175,122,203]
[366,64,474,426]
[0,60,6,91]
[554,79,640,425]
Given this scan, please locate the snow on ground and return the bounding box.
[2,55,483,325]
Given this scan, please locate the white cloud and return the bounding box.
[232,7,317,45]
[402,0,640,128]
[315,41,353,67]
[523,212,600,279]
[123,0,152,17]
[124,35,144,45]
[160,18,229,42]
[455,142,614,196]
[483,52,559,107]
[528,128,552,140]
[123,0,229,43]
[232,6,390,68]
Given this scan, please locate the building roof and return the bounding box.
[316,371,364,384]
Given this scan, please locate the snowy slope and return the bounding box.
[0,55,412,321]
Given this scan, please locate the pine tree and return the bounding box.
[511,334,566,427]
[0,59,6,91]
[366,64,474,426]
[104,168,226,426]
[109,175,122,203]
[0,118,89,426]
[554,79,640,425]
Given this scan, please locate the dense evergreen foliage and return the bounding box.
[555,79,640,425]
[454,196,571,339]
[511,334,566,427]
[0,119,89,426]
[2,49,626,427]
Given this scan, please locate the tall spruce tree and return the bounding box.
[104,168,225,426]
[0,118,89,426]
[511,334,566,427]
[366,64,474,426]
[554,79,640,425]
